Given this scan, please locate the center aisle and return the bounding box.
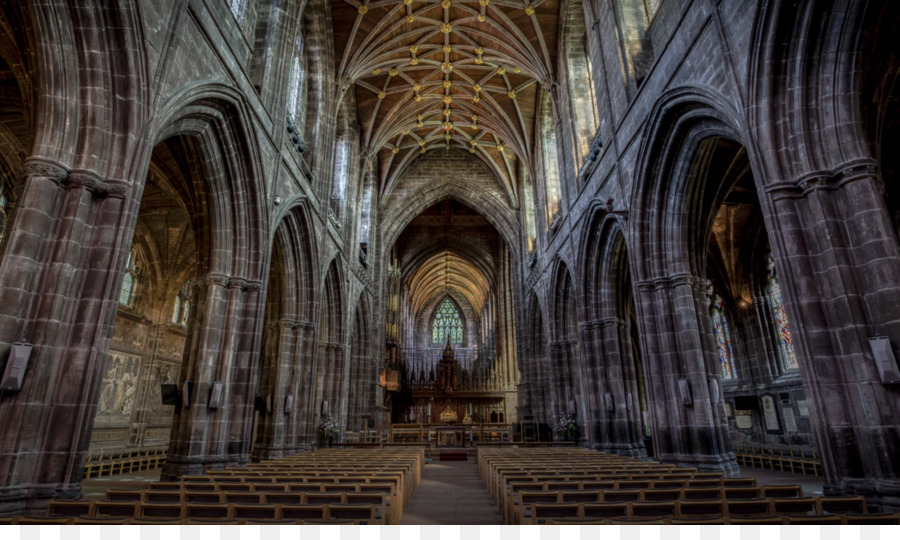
[399,459,503,525]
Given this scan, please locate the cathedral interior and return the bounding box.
[0,0,900,525]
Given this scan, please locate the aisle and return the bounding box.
[400,459,503,525]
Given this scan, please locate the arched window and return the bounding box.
[286,52,303,126]
[564,6,600,168]
[539,94,561,227]
[119,249,139,307]
[522,166,537,254]
[432,299,463,345]
[766,252,798,372]
[171,285,191,327]
[230,0,247,22]
[0,187,8,245]
[707,281,736,380]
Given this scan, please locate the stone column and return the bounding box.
[0,161,133,515]
[162,275,264,478]
[764,160,900,508]
[634,274,738,474]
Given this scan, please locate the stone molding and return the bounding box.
[23,158,67,183]
[66,169,130,198]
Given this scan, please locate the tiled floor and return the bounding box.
[399,460,504,525]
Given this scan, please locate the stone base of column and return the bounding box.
[161,454,249,480]
[657,451,741,476]
[823,479,900,512]
[0,483,81,517]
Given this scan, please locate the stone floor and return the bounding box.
[399,459,504,525]
[81,469,160,500]
[736,465,825,497]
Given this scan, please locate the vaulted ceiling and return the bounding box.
[331,0,560,202]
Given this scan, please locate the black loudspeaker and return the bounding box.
[160,384,179,405]
[182,380,193,408]
[870,336,900,383]
[678,378,692,406]
[0,342,32,391]
[284,394,293,414]
[208,381,223,409]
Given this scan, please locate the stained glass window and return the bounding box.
[119,250,137,307]
[230,0,246,22]
[432,299,463,344]
[707,281,736,380]
[287,55,302,125]
[766,252,798,371]
[172,285,191,327]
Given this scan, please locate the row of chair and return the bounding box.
[523,495,869,524]
[101,488,389,506]
[543,513,900,525]
[732,442,821,476]
[45,499,383,524]
[83,447,167,478]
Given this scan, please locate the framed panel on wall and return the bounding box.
[760,394,781,433]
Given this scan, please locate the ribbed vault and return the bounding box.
[407,250,490,315]
[331,0,560,200]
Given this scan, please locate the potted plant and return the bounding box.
[554,412,578,442]
[318,414,341,448]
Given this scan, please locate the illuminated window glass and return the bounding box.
[172,285,191,327]
[230,0,246,22]
[707,281,736,380]
[766,252,798,371]
[432,299,463,344]
[119,250,138,307]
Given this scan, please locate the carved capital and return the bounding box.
[228,277,249,290]
[243,280,264,292]
[23,158,67,183]
[206,273,230,288]
[66,170,131,198]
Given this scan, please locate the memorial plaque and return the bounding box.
[761,395,780,432]
[797,400,809,417]
[782,408,797,432]
[735,415,753,430]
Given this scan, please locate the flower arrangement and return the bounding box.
[318,414,341,440]
[554,412,578,440]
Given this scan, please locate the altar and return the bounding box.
[434,425,466,447]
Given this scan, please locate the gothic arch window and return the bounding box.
[432,298,463,345]
[119,249,139,308]
[230,0,248,22]
[564,16,600,168]
[331,136,350,220]
[172,285,191,327]
[359,184,372,252]
[0,186,8,245]
[707,281,736,380]
[539,94,561,227]
[521,165,537,254]
[766,252,798,372]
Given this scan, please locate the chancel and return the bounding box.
[0,0,899,527]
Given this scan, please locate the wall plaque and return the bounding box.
[761,394,780,432]
[735,415,753,430]
[797,400,809,417]
[782,408,797,432]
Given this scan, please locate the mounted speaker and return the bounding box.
[160,384,179,406]
[604,392,614,412]
[678,378,692,406]
[708,378,720,403]
[284,394,293,414]
[0,342,32,391]
[869,336,900,383]
[208,381,223,409]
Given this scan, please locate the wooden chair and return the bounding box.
[139,502,185,520]
[675,500,723,518]
[232,504,278,521]
[728,516,785,524]
[770,497,817,515]
[582,502,629,519]
[786,515,843,524]
[640,488,683,502]
[72,517,130,524]
[682,487,722,500]
[517,490,560,524]
[669,516,725,525]
[530,502,580,525]
[725,498,772,517]
[842,513,900,525]
[46,500,95,518]
[761,484,802,498]
[816,496,867,515]
[602,489,641,503]
[547,518,610,525]
[93,501,140,518]
[722,486,760,499]
[329,503,380,525]
[144,491,182,503]
[629,501,676,518]
[278,504,328,521]
[105,489,145,502]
